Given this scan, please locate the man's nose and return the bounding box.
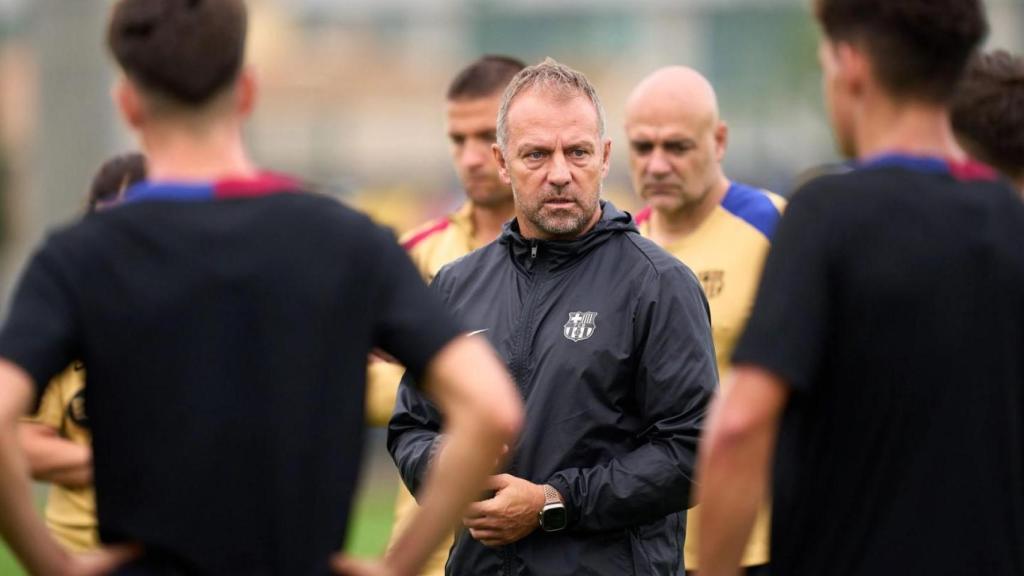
[647,148,672,178]
[460,141,488,171]
[548,152,572,187]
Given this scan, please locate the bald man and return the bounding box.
[625,66,784,575]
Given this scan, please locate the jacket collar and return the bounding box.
[499,200,636,273]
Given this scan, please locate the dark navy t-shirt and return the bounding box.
[0,175,461,575]
[734,156,1024,575]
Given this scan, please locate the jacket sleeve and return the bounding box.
[386,369,444,498]
[385,266,455,498]
[546,264,717,532]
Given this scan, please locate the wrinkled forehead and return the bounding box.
[628,90,717,136]
[506,88,602,144]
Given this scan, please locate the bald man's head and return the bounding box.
[626,66,720,128]
[625,66,729,216]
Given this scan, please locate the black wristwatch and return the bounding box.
[538,484,568,532]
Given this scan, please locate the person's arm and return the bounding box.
[18,369,92,487]
[387,371,443,498]
[366,359,407,427]
[17,422,92,487]
[0,360,136,576]
[544,266,718,533]
[380,336,520,575]
[336,227,521,576]
[696,181,836,574]
[696,366,789,576]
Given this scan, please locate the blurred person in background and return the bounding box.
[697,1,1024,575]
[390,58,717,576]
[951,49,1024,196]
[0,0,522,574]
[624,66,783,576]
[16,152,145,554]
[365,54,525,576]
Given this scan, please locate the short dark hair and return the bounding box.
[814,0,987,103]
[447,55,527,101]
[107,0,248,106]
[952,50,1024,180]
[88,152,147,212]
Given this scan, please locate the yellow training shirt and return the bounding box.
[636,182,785,569]
[22,364,97,552]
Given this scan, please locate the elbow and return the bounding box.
[482,390,524,447]
[702,405,769,463]
[470,377,523,449]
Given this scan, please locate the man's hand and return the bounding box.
[462,474,545,547]
[63,544,140,576]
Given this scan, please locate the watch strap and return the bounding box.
[543,484,563,506]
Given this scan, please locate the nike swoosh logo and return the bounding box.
[467,329,489,337]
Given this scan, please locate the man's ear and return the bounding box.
[492,143,512,185]
[714,122,729,163]
[600,138,612,178]
[235,67,257,118]
[112,77,145,130]
[834,41,868,100]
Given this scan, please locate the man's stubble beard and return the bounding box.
[513,182,602,239]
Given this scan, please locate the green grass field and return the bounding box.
[0,445,400,574]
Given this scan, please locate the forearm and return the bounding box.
[386,410,506,575]
[388,428,440,497]
[0,380,71,575]
[387,382,443,496]
[696,379,782,576]
[547,438,697,532]
[17,423,92,487]
[695,424,774,576]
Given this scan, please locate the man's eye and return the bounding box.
[631,142,653,155]
[664,142,692,154]
[570,149,589,158]
[527,151,546,160]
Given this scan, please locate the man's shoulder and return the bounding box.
[621,231,696,279]
[400,214,458,251]
[434,241,504,284]
[721,182,785,240]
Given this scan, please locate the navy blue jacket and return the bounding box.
[388,202,717,575]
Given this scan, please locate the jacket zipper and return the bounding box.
[512,240,541,388]
[504,240,540,576]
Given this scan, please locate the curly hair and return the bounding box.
[107,0,247,106]
[952,51,1024,180]
[814,0,987,103]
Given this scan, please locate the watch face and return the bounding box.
[541,505,568,532]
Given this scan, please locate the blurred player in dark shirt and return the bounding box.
[698,1,1024,575]
[0,1,521,575]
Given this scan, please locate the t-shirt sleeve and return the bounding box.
[368,225,462,383]
[731,180,834,390]
[0,240,80,402]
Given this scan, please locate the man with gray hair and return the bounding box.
[389,58,717,575]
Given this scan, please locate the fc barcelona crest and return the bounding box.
[699,270,725,299]
[564,311,598,342]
